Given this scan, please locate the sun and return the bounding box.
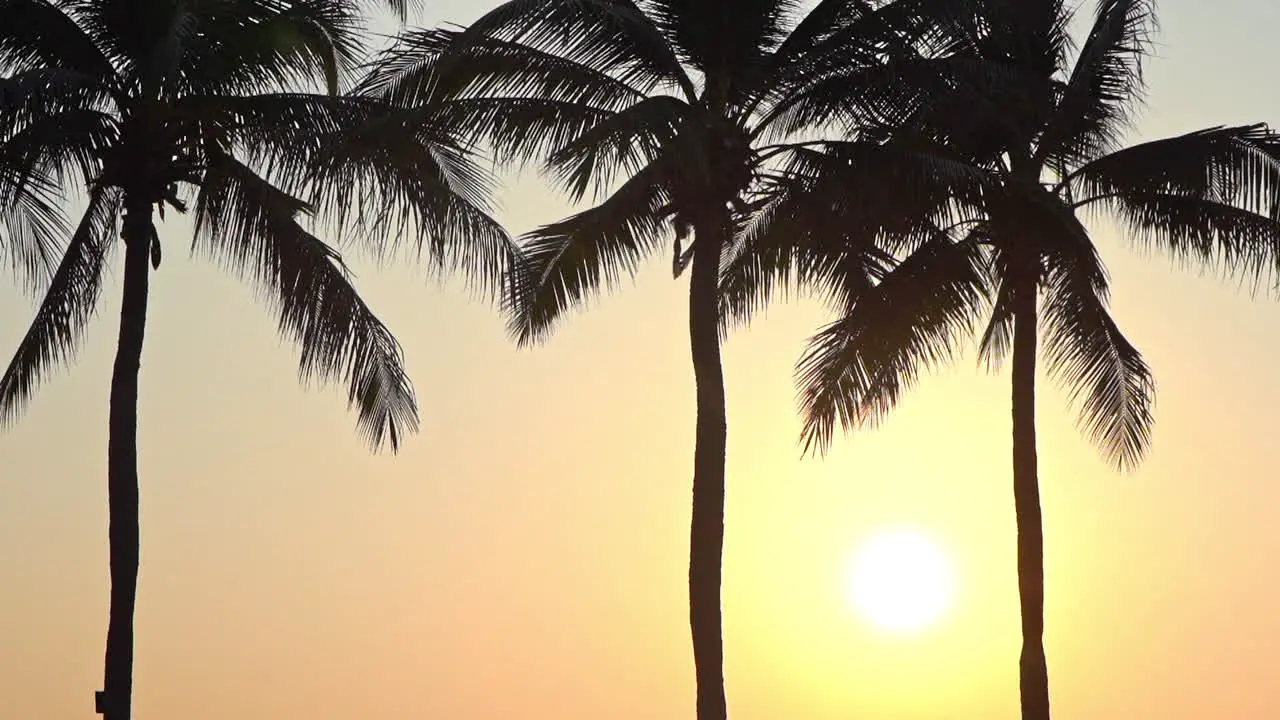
[847,529,955,634]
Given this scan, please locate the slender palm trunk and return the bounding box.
[688,209,729,720]
[1012,271,1049,720]
[100,194,153,720]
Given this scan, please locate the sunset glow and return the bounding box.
[7,1,1280,720]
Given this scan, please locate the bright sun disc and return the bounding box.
[848,529,955,633]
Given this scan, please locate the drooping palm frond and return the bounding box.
[0,185,120,423]
[719,136,988,329]
[301,107,517,298]
[795,233,989,454]
[1071,124,1280,281]
[0,150,68,293]
[194,89,515,300]
[3,107,119,188]
[379,0,419,23]
[508,155,672,345]
[975,247,1014,371]
[1036,0,1156,168]
[194,150,418,451]
[1040,250,1154,470]
[718,169,889,332]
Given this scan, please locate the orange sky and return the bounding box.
[4,1,1280,718]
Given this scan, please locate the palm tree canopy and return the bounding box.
[0,0,514,450]
[357,0,975,344]
[763,0,1280,466]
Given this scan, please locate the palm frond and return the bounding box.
[422,0,693,100]
[300,107,518,299]
[976,250,1015,371]
[360,26,654,111]
[1072,124,1280,281]
[401,96,621,172]
[0,0,118,79]
[758,47,1041,144]
[508,155,671,345]
[718,175,889,335]
[759,0,877,86]
[0,149,68,293]
[645,0,796,91]
[719,135,986,331]
[0,185,119,424]
[378,0,419,22]
[546,94,687,201]
[201,90,515,300]
[1041,251,1154,470]
[795,233,989,455]
[0,67,116,131]
[194,150,418,452]
[178,0,366,96]
[3,108,118,188]
[186,91,365,167]
[718,169,886,333]
[978,0,1074,78]
[142,0,200,97]
[1106,193,1280,284]
[65,0,175,74]
[752,0,946,124]
[717,133,993,335]
[1036,0,1156,168]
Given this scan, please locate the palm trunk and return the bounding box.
[1012,271,1049,720]
[99,194,153,720]
[688,210,729,720]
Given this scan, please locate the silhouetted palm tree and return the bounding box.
[0,1,510,717]
[358,2,966,717]
[757,2,1280,718]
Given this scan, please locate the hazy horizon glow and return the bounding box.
[5,1,1280,718]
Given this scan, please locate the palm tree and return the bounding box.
[755,2,1280,718]
[358,2,966,717]
[0,1,512,717]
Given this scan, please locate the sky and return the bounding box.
[3,1,1280,718]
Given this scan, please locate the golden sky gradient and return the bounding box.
[3,1,1280,718]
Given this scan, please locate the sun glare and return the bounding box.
[847,529,955,634]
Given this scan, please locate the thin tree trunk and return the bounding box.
[100,194,153,720]
[688,209,729,720]
[1011,270,1049,720]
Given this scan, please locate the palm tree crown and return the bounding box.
[0,0,511,445]
[796,0,1280,473]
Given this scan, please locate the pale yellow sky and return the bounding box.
[4,1,1280,718]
